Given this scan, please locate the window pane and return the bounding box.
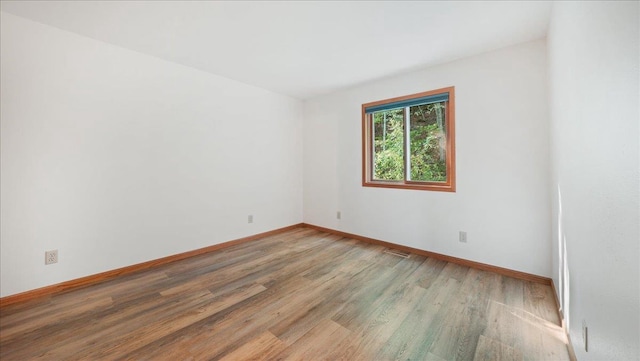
[372,109,404,181]
[408,102,447,182]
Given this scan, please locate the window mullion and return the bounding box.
[404,107,411,181]
[370,113,375,181]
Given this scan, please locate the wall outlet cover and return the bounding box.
[45,250,58,265]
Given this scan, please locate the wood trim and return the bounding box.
[361,86,456,192]
[360,181,456,192]
[550,279,562,321]
[0,223,304,307]
[564,321,578,361]
[362,86,454,110]
[302,223,551,285]
[361,104,368,187]
[551,280,578,361]
[447,87,456,192]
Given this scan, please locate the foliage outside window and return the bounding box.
[362,87,455,192]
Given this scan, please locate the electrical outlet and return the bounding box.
[45,250,58,265]
[248,215,253,224]
[582,320,589,352]
[459,231,467,243]
[337,211,341,220]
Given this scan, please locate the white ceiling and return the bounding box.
[1,1,551,99]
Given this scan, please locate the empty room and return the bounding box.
[0,1,638,360]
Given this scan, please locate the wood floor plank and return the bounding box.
[442,262,470,282]
[272,318,352,361]
[267,255,410,346]
[428,269,493,361]
[325,283,428,360]
[0,295,114,341]
[474,334,524,361]
[131,270,350,360]
[121,275,318,360]
[99,283,266,359]
[38,289,218,360]
[427,299,481,360]
[218,331,286,361]
[329,256,426,332]
[426,352,449,361]
[123,238,365,360]
[158,233,334,297]
[414,257,448,290]
[0,270,167,331]
[376,276,463,360]
[524,281,561,325]
[0,229,571,360]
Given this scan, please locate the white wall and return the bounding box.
[303,40,551,277]
[548,2,640,360]
[0,12,303,297]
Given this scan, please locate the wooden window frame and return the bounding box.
[361,86,456,192]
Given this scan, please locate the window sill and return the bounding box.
[362,180,456,192]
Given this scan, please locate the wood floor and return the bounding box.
[0,228,570,360]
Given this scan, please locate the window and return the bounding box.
[362,87,455,192]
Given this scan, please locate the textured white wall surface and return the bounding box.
[0,13,303,297]
[548,1,639,360]
[304,40,551,278]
